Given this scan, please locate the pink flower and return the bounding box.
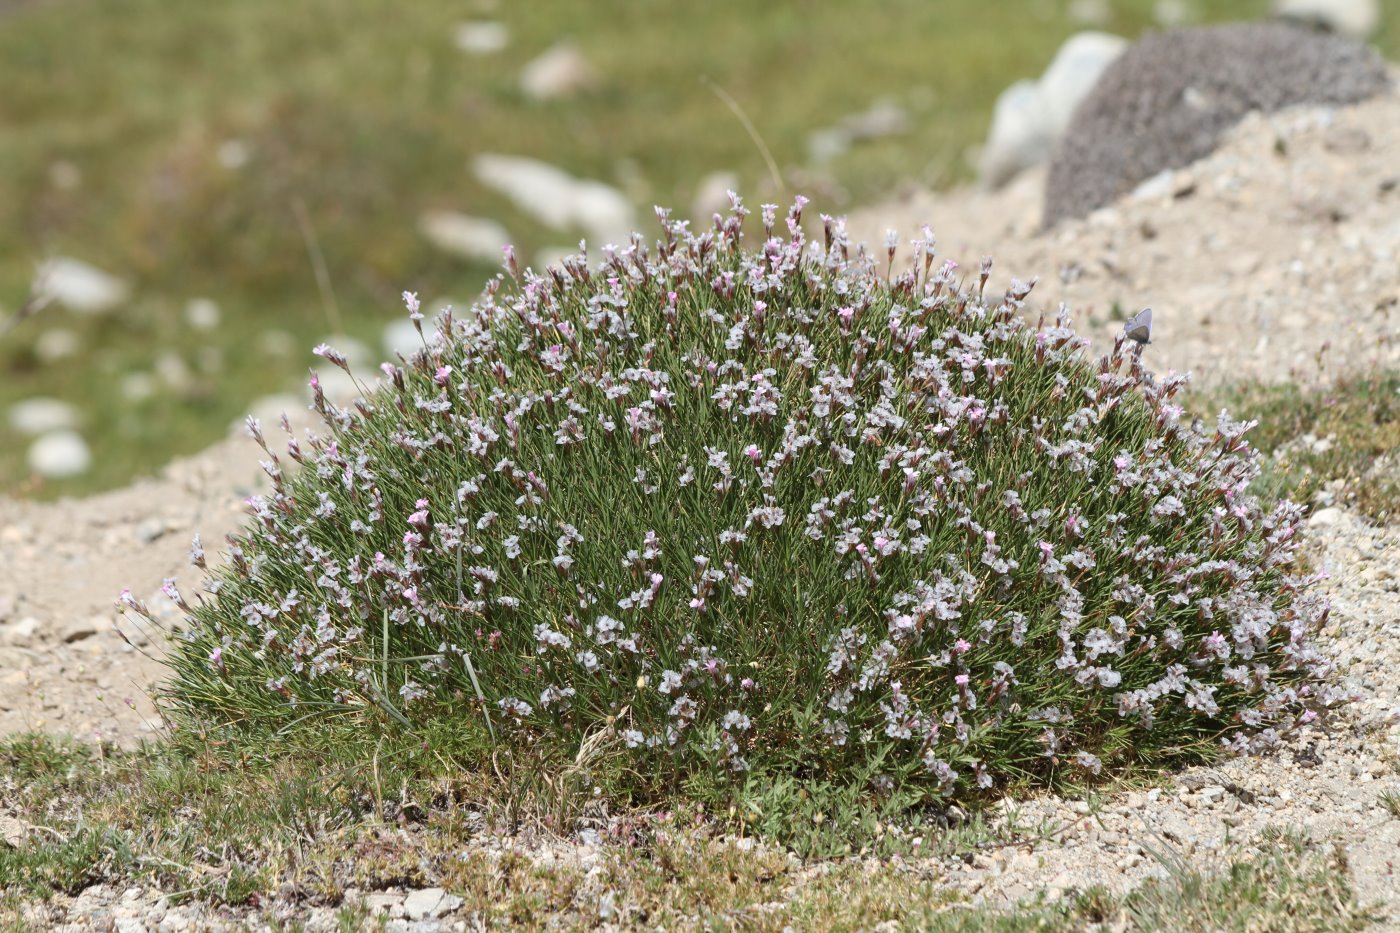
[1038,541,1054,560]
[744,444,762,464]
[434,365,453,386]
[955,674,969,687]
[954,639,971,654]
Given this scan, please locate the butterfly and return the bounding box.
[1123,307,1152,345]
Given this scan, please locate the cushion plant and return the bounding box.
[138,196,1334,823]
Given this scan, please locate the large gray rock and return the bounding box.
[1043,22,1391,227]
[1274,0,1380,39]
[979,32,1128,188]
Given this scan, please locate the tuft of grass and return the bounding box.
[1112,831,1376,933]
[1187,370,1400,522]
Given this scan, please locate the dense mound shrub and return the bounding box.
[147,198,1334,812]
[1043,22,1390,228]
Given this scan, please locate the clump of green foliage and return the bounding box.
[1191,371,1400,524]
[139,199,1336,839]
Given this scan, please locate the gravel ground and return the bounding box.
[5,90,1400,930]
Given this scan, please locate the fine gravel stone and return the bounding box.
[417,210,511,263]
[8,397,79,436]
[454,20,508,55]
[25,430,92,479]
[473,153,635,246]
[403,887,462,920]
[35,257,130,315]
[519,41,598,101]
[1043,22,1391,227]
[979,31,1128,188]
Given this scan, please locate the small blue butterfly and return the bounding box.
[1124,307,1152,345]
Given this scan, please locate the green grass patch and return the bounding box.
[1188,370,1400,523]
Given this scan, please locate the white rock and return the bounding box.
[184,298,221,331]
[27,430,92,478]
[806,127,851,164]
[8,397,79,436]
[841,100,909,141]
[417,211,510,263]
[1131,169,1178,202]
[35,257,129,315]
[520,41,598,100]
[979,79,1050,188]
[34,328,80,362]
[0,616,40,648]
[383,318,425,360]
[1274,0,1378,38]
[1308,506,1345,528]
[120,372,157,403]
[473,154,635,245]
[237,394,304,434]
[691,171,740,222]
[979,32,1127,188]
[1039,33,1128,137]
[403,887,462,920]
[380,311,450,357]
[315,334,373,369]
[454,20,509,55]
[312,369,361,405]
[0,814,26,847]
[217,139,250,170]
[154,351,194,393]
[364,893,403,915]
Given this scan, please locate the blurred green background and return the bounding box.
[1,0,1392,497]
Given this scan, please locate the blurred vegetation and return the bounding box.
[1,0,1393,496]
